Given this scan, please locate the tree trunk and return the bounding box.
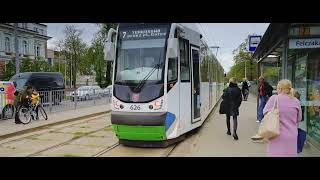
[73,56,77,88]
[69,61,72,88]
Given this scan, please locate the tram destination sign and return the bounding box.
[120,27,167,41]
[289,38,320,49]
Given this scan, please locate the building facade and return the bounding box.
[254,23,320,149]
[0,23,51,78]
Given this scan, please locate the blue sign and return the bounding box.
[248,35,261,52]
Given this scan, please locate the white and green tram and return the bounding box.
[104,23,224,147]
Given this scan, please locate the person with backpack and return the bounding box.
[257,76,273,123]
[241,78,249,101]
[221,77,242,140]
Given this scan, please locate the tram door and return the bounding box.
[191,47,201,123]
[179,38,192,126]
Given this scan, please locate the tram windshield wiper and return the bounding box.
[133,61,163,92]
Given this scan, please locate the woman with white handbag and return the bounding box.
[262,79,302,157]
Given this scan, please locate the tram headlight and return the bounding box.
[151,99,163,110]
[113,100,122,109]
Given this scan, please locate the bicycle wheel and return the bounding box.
[38,105,48,120]
[17,106,32,124]
[2,104,15,119]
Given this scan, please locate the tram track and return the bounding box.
[0,113,110,146]
[26,124,113,157]
[93,142,120,157]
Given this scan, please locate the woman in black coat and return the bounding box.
[222,77,242,140]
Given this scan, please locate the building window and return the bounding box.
[22,23,28,29]
[5,37,10,52]
[48,58,52,65]
[36,46,40,57]
[39,29,44,35]
[23,40,28,54]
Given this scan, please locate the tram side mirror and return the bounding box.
[104,28,117,61]
[167,38,179,58]
[104,41,115,61]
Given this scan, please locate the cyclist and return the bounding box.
[14,84,33,124]
[31,87,40,120]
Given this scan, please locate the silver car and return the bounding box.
[71,86,102,101]
[103,85,112,97]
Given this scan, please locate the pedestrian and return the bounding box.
[294,91,307,154]
[222,77,242,140]
[263,79,302,157]
[241,78,249,101]
[257,76,273,123]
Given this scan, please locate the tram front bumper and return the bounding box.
[112,124,166,141]
[111,111,167,141]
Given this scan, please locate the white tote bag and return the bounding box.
[258,95,280,139]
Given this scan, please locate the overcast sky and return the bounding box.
[46,23,269,72]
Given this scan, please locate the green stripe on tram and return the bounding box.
[112,124,166,141]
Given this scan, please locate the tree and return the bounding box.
[96,23,118,86]
[227,37,258,81]
[63,25,87,88]
[3,60,16,81]
[20,58,32,72]
[85,23,118,87]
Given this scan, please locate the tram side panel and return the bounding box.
[165,82,181,139]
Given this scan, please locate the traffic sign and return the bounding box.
[248,35,261,52]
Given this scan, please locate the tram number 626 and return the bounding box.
[130,105,140,110]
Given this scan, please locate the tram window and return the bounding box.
[179,39,190,82]
[168,58,178,82]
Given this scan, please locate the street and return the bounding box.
[0,94,319,157]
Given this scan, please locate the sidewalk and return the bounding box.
[0,104,111,140]
[171,94,320,157]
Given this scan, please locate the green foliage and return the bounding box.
[2,58,53,80]
[227,37,258,81]
[3,60,15,81]
[91,23,118,87]
[201,56,209,82]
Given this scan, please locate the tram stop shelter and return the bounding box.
[253,23,320,150]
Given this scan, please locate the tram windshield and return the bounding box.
[115,39,166,85]
[113,25,169,103]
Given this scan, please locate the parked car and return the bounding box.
[92,86,104,97]
[103,85,112,97]
[71,86,103,101]
[10,72,65,105]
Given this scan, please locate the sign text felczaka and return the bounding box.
[289,38,320,49]
[120,27,167,40]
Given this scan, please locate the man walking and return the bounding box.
[257,76,273,123]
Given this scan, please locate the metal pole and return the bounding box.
[14,23,20,74]
[64,59,67,87]
[58,51,61,73]
[245,60,247,79]
[49,90,53,113]
[93,89,96,105]
[70,54,72,89]
[74,90,77,109]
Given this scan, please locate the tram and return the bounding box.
[104,23,225,147]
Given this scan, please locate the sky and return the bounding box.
[46,23,269,72]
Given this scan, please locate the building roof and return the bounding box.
[0,23,51,40]
[253,23,290,60]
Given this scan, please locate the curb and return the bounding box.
[0,110,111,141]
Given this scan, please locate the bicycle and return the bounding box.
[16,94,48,124]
